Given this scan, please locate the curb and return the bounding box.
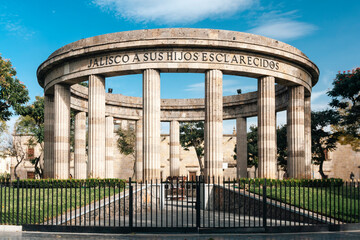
[0,225,22,232]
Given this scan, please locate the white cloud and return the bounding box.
[248,11,316,41]
[93,0,255,24]
[311,90,327,101]
[185,80,257,95]
[0,14,34,39]
[185,82,204,92]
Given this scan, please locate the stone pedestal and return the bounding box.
[44,95,54,178]
[236,117,247,178]
[74,111,87,179]
[287,86,305,178]
[54,84,70,179]
[170,120,180,177]
[143,69,161,180]
[204,69,223,182]
[257,76,276,178]
[304,96,312,179]
[105,116,114,178]
[88,75,106,178]
[135,119,143,181]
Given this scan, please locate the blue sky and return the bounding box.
[1,0,359,133]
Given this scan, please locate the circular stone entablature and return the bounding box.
[37,28,319,96]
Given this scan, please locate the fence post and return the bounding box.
[262,179,267,228]
[196,176,201,229]
[129,178,133,228]
[16,178,20,225]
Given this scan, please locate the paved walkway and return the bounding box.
[1,231,360,239]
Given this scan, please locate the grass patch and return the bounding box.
[0,182,126,225]
[247,183,360,223]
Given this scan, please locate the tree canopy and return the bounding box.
[328,68,360,139]
[0,55,29,121]
[311,110,340,179]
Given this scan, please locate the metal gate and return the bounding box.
[1,177,359,233]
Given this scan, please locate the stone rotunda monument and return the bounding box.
[37,28,319,181]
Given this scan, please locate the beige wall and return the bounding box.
[313,143,360,180]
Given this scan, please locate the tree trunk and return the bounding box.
[319,161,328,179]
[13,160,21,179]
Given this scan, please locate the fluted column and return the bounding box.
[74,111,87,179]
[135,119,143,181]
[236,117,247,178]
[287,86,305,178]
[54,84,70,179]
[304,96,312,178]
[44,95,54,178]
[105,116,114,178]
[170,120,180,177]
[204,69,223,182]
[143,69,161,180]
[88,75,106,178]
[258,76,276,178]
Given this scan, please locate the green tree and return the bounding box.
[180,121,204,175]
[233,125,288,173]
[327,68,360,139]
[116,126,136,157]
[246,125,258,170]
[115,125,136,177]
[277,125,287,171]
[311,110,340,179]
[0,54,29,121]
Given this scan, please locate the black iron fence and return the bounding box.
[0,177,359,232]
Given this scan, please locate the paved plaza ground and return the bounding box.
[1,231,360,240]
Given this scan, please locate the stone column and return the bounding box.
[143,69,161,180]
[236,117,247,178]
[257,76,277,178]
[135,119,143,181]
[74,111,87,179]
[54,84,70,179]
[88,75,106,178]
[170,120,180,177]
[105,116,114,178]
[287,86,305,178]
[204,69,223,182]
[43,95,54,178]
[304,96,312,179]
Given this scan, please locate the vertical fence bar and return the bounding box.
[181,178,183,228]
[62,182,64,225]
[0,180,2,224]
[269,180,272,227]
[233,179,235,228]
[358,180,360,223]
[151,179,153,227]
[346,181,348,223]
[140,181,142,227]
[176,178,179,228]
[263,179,267,228]
[238,178,241,228]
[119,180,122,227]
[103,180,105,226]
[118,181,121,227]
[227,178,230,228]
[42,180,45,225]
[129,178,133,228]
[16,180,19,225]
[123,180,126,226]
[156,179,158,228]
[145,180,148,227]
[196,176,200,229]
